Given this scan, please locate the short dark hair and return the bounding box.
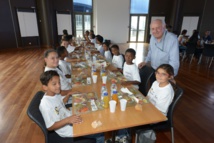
[91,34,95,39]
[102,41,110,47]
[40,70,59,86]
[56,46,66,57]
[96,35,103,43]
[90,30,94,34]
[125,48,136,56]
[181,29,187,35]
[44,49,57,58]
[111,44,119,50]
[63,29,68,35]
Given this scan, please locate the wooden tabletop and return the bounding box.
[70,53,167,137]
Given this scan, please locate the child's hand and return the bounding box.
[67,115,82,124]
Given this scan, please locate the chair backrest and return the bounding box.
[186,42,196,54]
[203,44,214,57]
[138,66,155,96]
[167,85,183,127]
[27,91,48,143]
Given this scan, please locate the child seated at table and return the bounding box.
[146,64,175,115]
[56,46,72,78]
[121,48,141,89]
[111,44,124,71]
[102,41,112,63]
[61,37,75,54]
[39,71,104,143]
[44,49,72,95]
[94,35,104,56]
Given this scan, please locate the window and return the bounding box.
[130,0,149,14]
[129,0,150,42]
[73,0,92,13]
[73,0,92,37]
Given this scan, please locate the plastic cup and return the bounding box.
[109,100,116,113]
[86,77,91,84]
[120,99,127,111]
[102,76,107,84]
[92,75,98,83]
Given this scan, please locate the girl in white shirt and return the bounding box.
[102,42,112,63]
[111,44,124,71]
[44,49,72,95]
[147,64,175,115]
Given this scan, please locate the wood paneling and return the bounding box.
[0,44,214,143]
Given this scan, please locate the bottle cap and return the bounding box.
[113,90,117,94]
[104,92,108,96]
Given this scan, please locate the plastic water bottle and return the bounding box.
[112,90,118,104]
[110,81,117,96]
[101,84,107,100]
[103,91,109,108]
[100,65,106,76]
[91,64,96,76]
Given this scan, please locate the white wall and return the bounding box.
[93,0,130,44]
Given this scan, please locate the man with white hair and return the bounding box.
[138,19,179,76]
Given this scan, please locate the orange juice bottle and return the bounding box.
[103,92,109,108]
[112,90,118,104]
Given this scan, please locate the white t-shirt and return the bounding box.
[104,50,112,63]
[112,55,124,69]
[90,38,96,44]
[39,93,73,137]
[66,45,75,53]
[178,35,186,46]
[44,67,71,90]
[123,62,141,89]
[147,81,174,115]
[95,43,104,56]
[59,60,71,75]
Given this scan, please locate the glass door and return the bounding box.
[75,14,91,38]
[129,15,147,42]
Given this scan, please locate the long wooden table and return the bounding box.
[70,54,167,137]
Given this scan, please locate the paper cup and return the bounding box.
[109,100,116,113]
[120,99,127,111]
[102,76,107,84]
[92,75,97,83]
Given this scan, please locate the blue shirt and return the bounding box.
[146,31,179,76]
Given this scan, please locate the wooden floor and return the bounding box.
[0,44,214,143]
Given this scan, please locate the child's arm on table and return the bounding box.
[121,80,140,87]
[47,115,82,131]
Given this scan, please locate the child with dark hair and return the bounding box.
[39,71,104,142]
[44,49,72,95]
[102,42,112,62]
[147,64,175,115]
[84,30,90,41]
[95,35,104,56]
[111,44,124,70]
[121,48,141,89]
[56,46,72,78]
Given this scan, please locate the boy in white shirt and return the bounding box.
[39,71,104,142]
[121,48,141,89]
[102,41,112,63]
[111,44,124,71]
